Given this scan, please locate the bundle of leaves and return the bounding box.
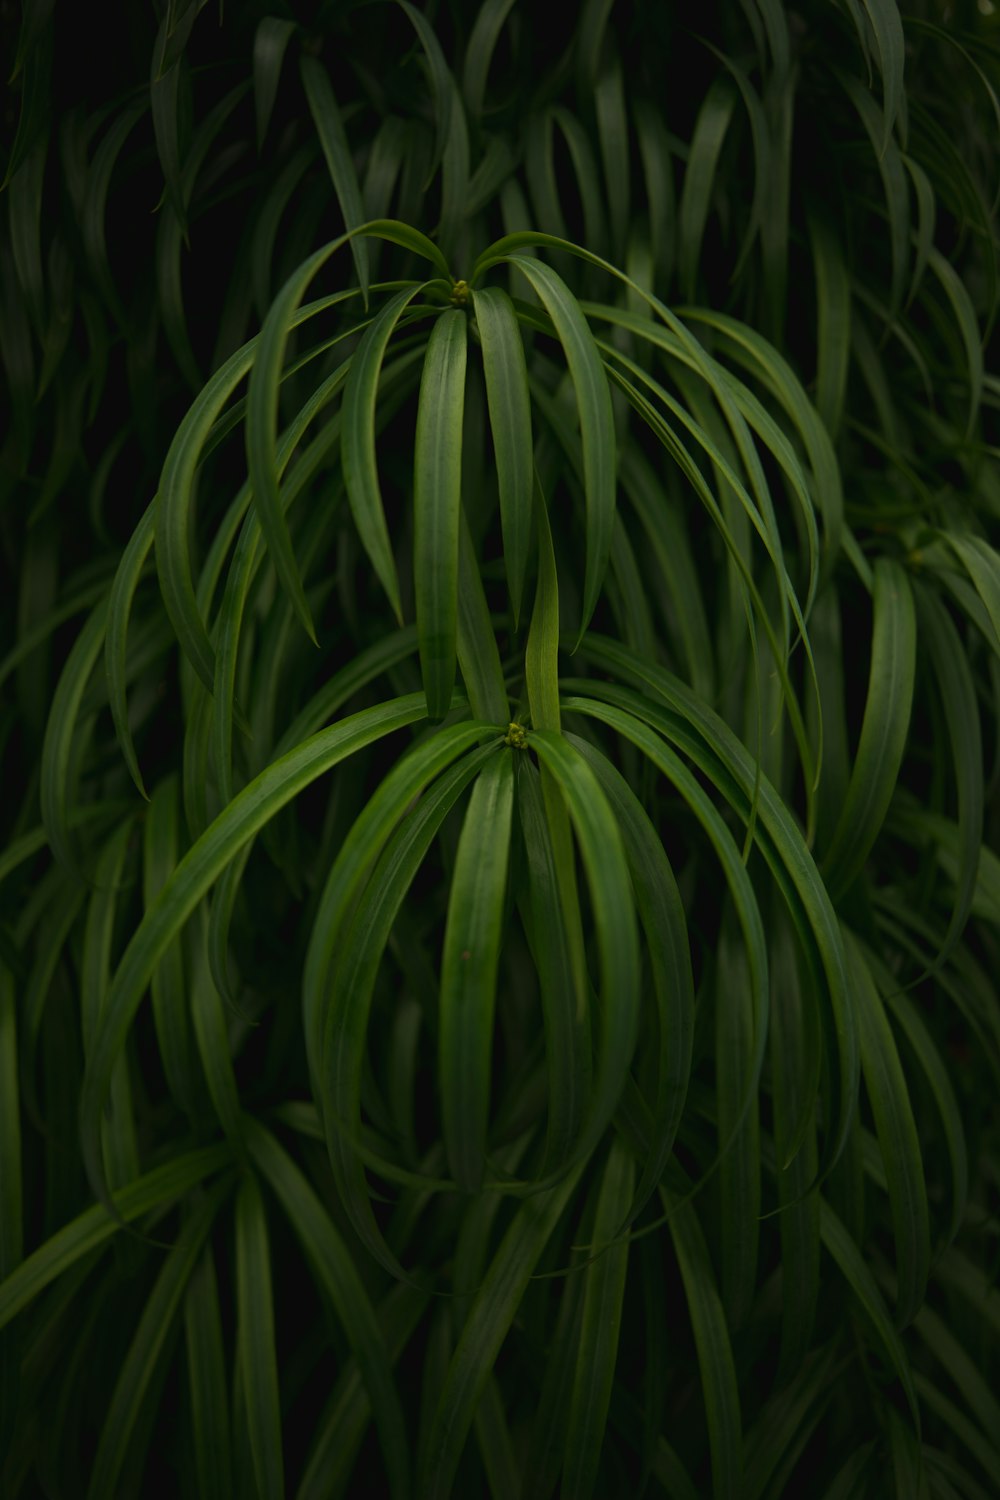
[2,1,999,1496]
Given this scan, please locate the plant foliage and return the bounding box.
[2,0,999,1495]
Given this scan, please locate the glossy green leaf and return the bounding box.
[506,254,616,643]
[440,751,514,1190]
[301,56,369,304]
[472,286,533,624]
[414,307,468,718]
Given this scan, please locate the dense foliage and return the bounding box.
[2,1,1000,1495]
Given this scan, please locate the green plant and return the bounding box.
[2,1,999,1496]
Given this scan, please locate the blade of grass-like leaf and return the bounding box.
[105,497,155,797]
[150,9,195,234]
[821,561,916,900]
[661,1185,742,1500]
[515,757,590,1178]
[507,254,615,644]
[941,532,1000,663]
[253,16,297,149]
[902,154,935,306]
[845,932,930,1328]
[527,731,640,1165]
[420,1162,584,1500]
[861,0,906,155]
[301,56,369,304]
[462,0,517,120]
[143,775,197,1117]
[235,1174,284,1500]
[0,1144,231,1332]
[80,694,429,1214]
[85,1181,231,1500]
[575,0,615,95]
[566,735,693,1223]
[438,77,470,266]
[594,57,629,268]
[819,1196,920,1427]
[633,100,675,282]
[619,445,714,701]
[880,983,967,1250]
[440,752,514,1190]
[184,1242,232,1500]
[8,139,46,340]
[80,100,147,324]
[563,1138,634,1500]
[678,76,736,303]
[414,307,468,718]
[456,512,509,724]
[396,0,454,183]
[525,480,562,734]
[342,286,429,622]
[678,306,843,567]
[243,1119,411,1500]
[926,247,983,440]
[809,210,851,441]
[81,820,140,1195]
[40,598,108,872]
[838,70,909,317]
[472,286,533,624]
[191,913,243,1150]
